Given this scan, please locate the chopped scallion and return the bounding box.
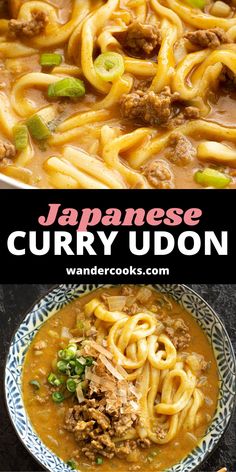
[57,360,68,372]
[40,53,62,67]
[48,78,85,98]
[186,0,205,8]
[48,372,61,387]
[66,378,77,393]
[29,380,40,390]
[52,391,64,403]
[58,344,77,361]
[95,457,103,465]
[194,168,231,188]
[26,114,51,140]
[13,124,28,151]
[85,356,94,366]
[66,459,77,470]
[94,52,124,82]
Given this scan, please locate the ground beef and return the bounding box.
[219,66,236,89]
[185,27,228,49]
[123,21,162,55]
[165,318,191,350]
[8,10,48,37]
[184,106,200,120]
[120,87,180,127]
[0,141,16,160]
[165,132,196,166]
[65,399,139,462]
[144,160,174,189]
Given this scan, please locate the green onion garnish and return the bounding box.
[48,372,61,387]
[13,124,28,151]
[58,344,77,361]
[74,361,85,376]
[26,114,51,140]
[52,391,64,403]
[57,360,68,372]
[194,168,231,188]
[94,52,124,82]
[66,460,77,470]
[48,78,85,98]
[186,0,205,9]
[29,380,40,390]
[40,53,62,67]
[85,356,94,366]
[66,379,77,393]
[95,457,103,465]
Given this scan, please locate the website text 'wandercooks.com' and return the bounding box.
[66,266,170,276]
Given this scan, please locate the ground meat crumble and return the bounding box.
[0,141,16,167]
[123,21,162,56]
[120,86,180,127]
[185,27,228,49]
[8,10,48,37]
[165,132,196,166]
[164,318,191,350]
[144,160,174,188]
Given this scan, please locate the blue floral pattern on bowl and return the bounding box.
[4,284,236,472]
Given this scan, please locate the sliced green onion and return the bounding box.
[74,361,85,376]
[29,380,40,390]
[48,372,61,387]
[95,457,103,465]
[26,114,51,140]
[40,53,62,67]
[66,378,77,393]
[66,460,77,470]
[52,391,64,403]
[194,168,231,188]
[59,345,77,361]
[85,356,94,366]
[57,360,68,372]
[186,0,205,9]
[48,78,85,98]
[13,124,28,151]
[94,52,124,82]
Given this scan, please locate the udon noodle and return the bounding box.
[1,0,236,188]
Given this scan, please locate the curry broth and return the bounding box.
[22,286,219,471]
[1,0,236,188]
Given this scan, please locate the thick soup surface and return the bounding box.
[22,286,219,472]
[0,1,236,188]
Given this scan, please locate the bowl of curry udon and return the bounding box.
[4,285,236,472]
[1,0,236,189]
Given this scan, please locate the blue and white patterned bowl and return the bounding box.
[4,284,236,472]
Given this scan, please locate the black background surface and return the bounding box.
[0,284,235,472]
[0,190,235,283]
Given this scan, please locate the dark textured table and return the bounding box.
[0,285,235,472]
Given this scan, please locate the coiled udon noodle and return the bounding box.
[1,0,236,188]
[84,297,205,444]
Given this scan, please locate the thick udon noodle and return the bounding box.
[85,297,206,445]
[1,0,236,188]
